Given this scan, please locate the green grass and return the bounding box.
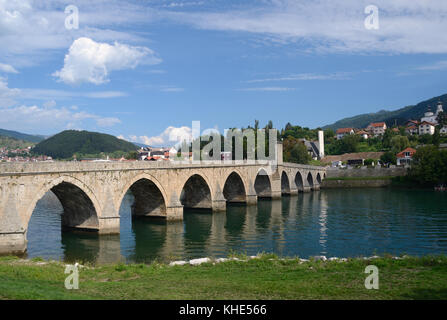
[1,255,447,300]
[324,176,394,181]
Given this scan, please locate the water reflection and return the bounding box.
[26,188,447,263]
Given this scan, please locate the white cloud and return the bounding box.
[0,77,19,107]
[53,37,161,85]
[0,1,154,66]
[0,63,18,74]
[0,103,121,133]
[166,0,447,54]
[238,87,295,92]
[43,100,56,108]
[160,86,185,92]
[416,60,447,71]
[4,0,447,61]
[96,117,121,127]
[19,88,127,100]
[245,72,352,83]
[127,126,193,146]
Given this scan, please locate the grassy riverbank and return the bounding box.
[1,254,447,300]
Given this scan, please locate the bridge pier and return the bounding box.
[98,217,121,234]
[313,185,321,191]
[246,194,257,205]
[166,205,184,221]
[289,189,299,195]
[302,186,312,193]
[0,232,26,254]
[212,199,227,212]
[271,191,282,199]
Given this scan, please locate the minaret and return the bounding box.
[437,100,443,115]
[318,130,325,159]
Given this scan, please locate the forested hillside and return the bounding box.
[32,130,137,159]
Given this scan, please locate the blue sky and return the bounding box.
[1,0,447,146]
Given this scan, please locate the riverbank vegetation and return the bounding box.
[391,145,447,187]
[1,254,446,300]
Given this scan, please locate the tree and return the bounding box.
[326,134,361,155]
[380,151,396,165]
[125,151,139,160]
[382,128,398,150]
[390,135,410,154]
[437,111,447,126]
[289,143,311,164]
[283,136,311,164]
[418,134,433,145]
[409,145,447,186]
[432,127,441,147]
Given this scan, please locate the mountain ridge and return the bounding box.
[0,128,45,143]
[322,93,447,130]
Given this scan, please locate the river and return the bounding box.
[26,188,447,264]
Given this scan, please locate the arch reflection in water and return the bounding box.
[26,189,447,263]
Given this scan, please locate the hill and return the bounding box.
[32,130,138,159]
[0,128,44,143]
[0,135,34,150]
[323,93,447,130]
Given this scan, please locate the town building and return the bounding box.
[421,101,443,125]
[406,125,419,135]
[366,122,387,137]
[355,130,369,139]
[396,147,417,166]
[418,121,436,135]
[336,128,354,140]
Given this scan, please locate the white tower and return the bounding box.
[318,130,325,159]
[437,101,443,115]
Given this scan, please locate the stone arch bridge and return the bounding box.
[0,161,326,253]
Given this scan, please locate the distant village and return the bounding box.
[335,100,447,140]
[0,146,53,163]
[328,100,447,167]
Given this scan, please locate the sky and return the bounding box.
[1,0,447,146]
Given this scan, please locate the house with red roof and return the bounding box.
[406,125,419,135]
[336,128,354,140]
[418,121,436,135]
[366,122,387,136]
[396,147,417,166]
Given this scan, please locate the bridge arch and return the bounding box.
[26,176,100,233]
[223,171,247,203]
[254,168,272,198]
[118,173,168,218]
[307,172,314,189]
[316,172,322,185]
[295,171,304,192]
[281,171,291,194]
[119,174,168,218]
[181,173,213,210]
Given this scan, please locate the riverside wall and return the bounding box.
[321,166,408,188]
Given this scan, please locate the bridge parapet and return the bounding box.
[0,161,324,174]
